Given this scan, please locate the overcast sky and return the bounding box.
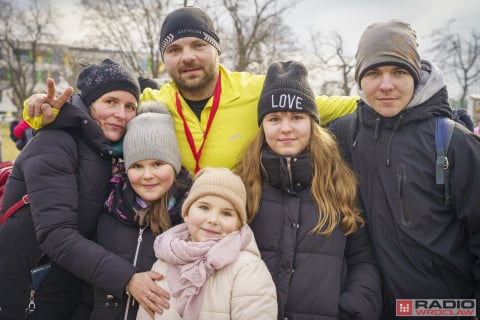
[52,0,479,57]
[47,0,480,98]
[287,0,479,56]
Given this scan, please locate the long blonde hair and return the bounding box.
[133,171,186,236]
[234,119,363,236]
[135,194,172,236]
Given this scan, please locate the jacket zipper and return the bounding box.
[397,164,410,225]
[124,226,146,320]
[286,157,293,192]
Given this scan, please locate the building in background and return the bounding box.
[0,40,157,120]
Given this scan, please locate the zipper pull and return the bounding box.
[26,289,36,314]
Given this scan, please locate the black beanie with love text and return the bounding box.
[257,61,319,126]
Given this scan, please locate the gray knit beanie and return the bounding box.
[355,19,421,88]
[77,59,140,107]
[257,61,320,126]
[159,7,221,60]
[181,167,247,225]
[123,101,181,173]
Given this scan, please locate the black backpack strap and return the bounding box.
[434,116,454,205]
[328,114,359,165]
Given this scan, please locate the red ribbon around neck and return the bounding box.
[175,73,222,174]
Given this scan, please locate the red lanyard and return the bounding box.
[175,73,222,174]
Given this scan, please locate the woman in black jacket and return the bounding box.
[234,61,382,319]
[90,102,192,320]
[0,59,167,319]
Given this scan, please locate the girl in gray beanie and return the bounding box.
[123,101,182,173]
[93,101,193,319]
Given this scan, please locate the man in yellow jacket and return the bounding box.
[25,7,357,176]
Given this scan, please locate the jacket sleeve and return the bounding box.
[23,130,136,297]
[316,96,358,126]
[230,257,278,320]
[449,128,480,304]
[339,220,382,320]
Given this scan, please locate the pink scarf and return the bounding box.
[154,223,252,320]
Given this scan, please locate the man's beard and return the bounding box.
[172,64,217,95]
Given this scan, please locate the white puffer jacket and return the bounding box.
[136,235,277,320]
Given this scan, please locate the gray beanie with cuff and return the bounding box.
[355,19,421,88]
[123,101,181,173]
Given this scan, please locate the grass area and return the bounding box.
[1,121,21,161]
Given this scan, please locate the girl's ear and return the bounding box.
[183,215,189,223]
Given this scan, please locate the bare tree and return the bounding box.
[0,0,56,113]
[428,21,480,108]
[247,15,294,73]
[79,0,299,75]
[198,0,298,73]
[79,0,172,78]
[308,31,355,96]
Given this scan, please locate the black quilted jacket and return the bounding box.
[0,97,136,320]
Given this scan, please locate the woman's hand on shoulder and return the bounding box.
[128,271,170,318]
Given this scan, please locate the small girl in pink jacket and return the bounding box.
[136,167,277,320]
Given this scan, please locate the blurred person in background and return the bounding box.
[9,119,34,151]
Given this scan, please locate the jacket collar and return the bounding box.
[261,148,313,194]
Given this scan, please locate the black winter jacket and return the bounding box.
[0,97,136,320]
[332,61,480,319]
[250,149,382,320]
[89,167,191,320]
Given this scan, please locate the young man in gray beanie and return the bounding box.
[26,6,359,177]
[331,19,480,319]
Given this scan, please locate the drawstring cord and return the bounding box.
[386,115,403,167]
[387,114,403,167]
